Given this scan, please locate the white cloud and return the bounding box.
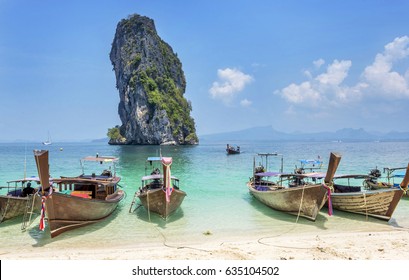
[316,60,351,86]
[209,68,253,104]
[362,36,409,98]
[303,59,326,79]
[275,36,409,127]
[278,35,409,110]
[278,59,354,108]
[240,98,252,107]
[313,58,325,68]
[275,35,409,132]
[279,81,321,106]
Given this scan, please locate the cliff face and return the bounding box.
[109,14,198,145]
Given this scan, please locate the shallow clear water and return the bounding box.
[1,140,409,252]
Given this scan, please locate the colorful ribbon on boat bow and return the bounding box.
[322,183,333,216]
[162,157,173,203]
[39,186,53,231]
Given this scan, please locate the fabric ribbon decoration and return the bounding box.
[39,186,53,231]
[322,183,333,216]
[162,157,173,203]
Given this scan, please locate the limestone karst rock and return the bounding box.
[109,14,198,145]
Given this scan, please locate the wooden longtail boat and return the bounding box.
[330,187,403,220]
[0,178,41,223]
[226,144,240,155]
[329,163,409,221]
[33,150,124,238]
[247,152,341,221]
[129,156,186,219]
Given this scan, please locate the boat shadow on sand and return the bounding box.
[132,204,184,229]
[245,194,330,230]
[323,206,406,229]
[1,215,38,228]
[26,203,125,247]
[246,190,403,230]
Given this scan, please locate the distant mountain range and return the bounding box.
[200,126,409,142]
[4,127,407,143]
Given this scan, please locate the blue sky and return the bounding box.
[1,0,409,142]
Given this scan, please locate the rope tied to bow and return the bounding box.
[322,183,333,216]
[39,187,53,231]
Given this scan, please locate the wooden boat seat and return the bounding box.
[71,191,92,199]
[255,186,270,191]
[334,184,361,193]
[7,189,22,196]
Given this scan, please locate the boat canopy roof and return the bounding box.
[255,171,282,177]
[141,174,179,181]
[146,156,173,162]
[257,152,282,157]
[393,172,406,178]
[147,157,161,162]
[7,177,43,183]
[332,174,371,179]
[255,173,376,180]
[51,177,116,185]
[255,171,327,178]
[299,172,326,178]
[81,156,119,163]
[300,159,323,165]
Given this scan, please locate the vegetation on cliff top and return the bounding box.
[107,126,125,142]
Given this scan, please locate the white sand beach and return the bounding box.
[2,211,409,280]
[2,226,409,260]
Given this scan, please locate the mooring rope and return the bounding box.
[0,196,11,223]
[147,190,151,222]
[154,225,211,252]
[363,192,368,221]
[295,185,306,223]
[257,184,312,249]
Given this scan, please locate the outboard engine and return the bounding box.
[368,168,381,178]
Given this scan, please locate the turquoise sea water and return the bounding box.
[1,140,409,255]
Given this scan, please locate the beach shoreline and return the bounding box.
[2,142,409,264]
[2,226,409,260]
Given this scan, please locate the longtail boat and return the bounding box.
[33,150,124,238]
[129,156,186,219]
[0,178,42,224]
[226,144,240,155]
[328,163,409,221]
[247,152,341,221]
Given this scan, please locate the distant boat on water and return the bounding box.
[226,144,240,155]
[42,132,52,145]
